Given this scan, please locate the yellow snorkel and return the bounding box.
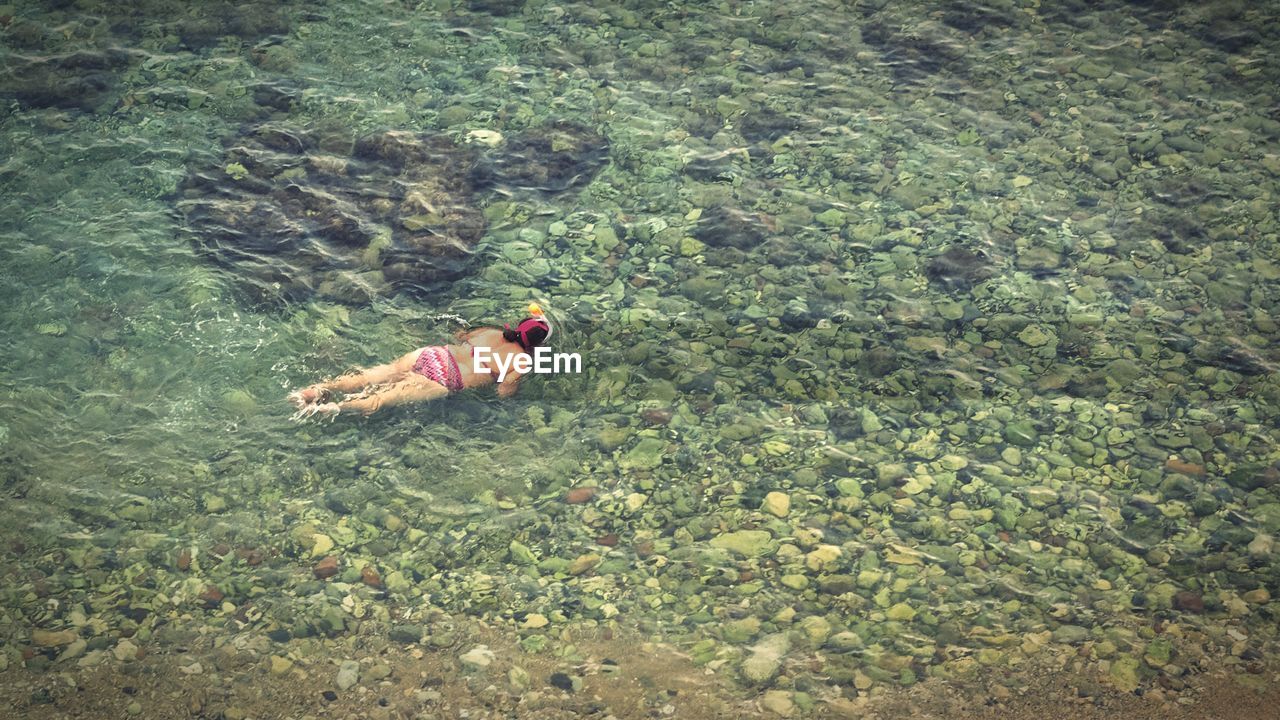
[527,301,553,343]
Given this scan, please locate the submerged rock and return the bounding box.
[741,633,790,685]
[177,124,483,304]
[941,0,1017,34]
[460,645,495,671]
[693,206,770,250]
[336,660,359,690]
[710,530,777,558]
[467,0,525,17]
[470,120,609,193]
[861,18,970,85]
[177,119,607,305]
[1173,590,1205,613]
[0,50,130,112]
[925,246,995,291]
[0,3,297,112]
[31,629,77,648]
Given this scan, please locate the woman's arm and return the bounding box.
[496,371,523,398]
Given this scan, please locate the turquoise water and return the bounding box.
[2,0,1279,715]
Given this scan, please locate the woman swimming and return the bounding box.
[289,304,551,418]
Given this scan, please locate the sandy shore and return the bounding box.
[4,621,1276,720]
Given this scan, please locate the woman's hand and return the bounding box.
[496,374,521,398]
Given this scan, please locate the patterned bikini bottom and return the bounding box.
[411,346,464,393]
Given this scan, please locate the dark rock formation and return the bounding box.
[176,119,609,305]
[692,206,769,250]
[924,246,995,291]
[0,2,301,113]
[176,124,485,305]
[0,49,132,112]
[860,20,970,86]
[470,120,609,194]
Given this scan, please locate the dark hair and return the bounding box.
[523,324,549,348]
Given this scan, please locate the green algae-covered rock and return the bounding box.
[816,208,846,227]
[710,530,777,558]
[722,617,761,644]
[741,633,789,685]
[1109,655,1141,692]
[1017,325,1055,348]
[762,491,790,517]
[886,602,916,621]
[621,438,665,469]
[508,540,537,565]
[1004,421,1038,447]
[1144,637,1172,667]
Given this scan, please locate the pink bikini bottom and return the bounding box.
[411,346,463,393]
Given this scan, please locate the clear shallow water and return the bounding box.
[1,0,1279,714]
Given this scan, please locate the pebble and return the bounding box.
[1109,655,1140,692]
[521,613,549,629]
[761,690,794,716]
[624,492,648,512]
[361,565,384,588]
[270,656,293,675]
[1017,325,1053,347]
[564,487,596,504]
[57,638,87,663]
[113,639,139,662]
[780,574,809,590]
[313,556,340,580]
[31,629,77,647]
[197,585,224,608]
[710,530,777,558]
[1173,591,1205,613]
[804,545,841,572]
[336,660,360,690]
[548,671,580,692]
[741,633,789,685]
[1075,60,1112,79]
[640,408,673,425]
[568,553,601,576]
[761,491,790,518]
[885,602,916,621]
[1243,588,1270,604]
[310,533,334,557]
[1165,457,1205,475]
[460,645,495,671]
[467,129,503,147]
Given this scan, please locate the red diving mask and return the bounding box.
[503,317,550,351]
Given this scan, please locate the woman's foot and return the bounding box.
[288,385,330,409]
[290,401,342,422]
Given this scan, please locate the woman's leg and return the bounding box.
[337,375,450,416]
[293,350,423,404]
[320,364,403,393]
